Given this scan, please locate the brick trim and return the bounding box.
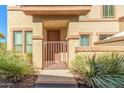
[79,32,93,35]
[66,35,80,40]
[10,27,32,31]
[96,32,118,35]
[80,18,118,22]
[75,46,124,52]
[32,35,43,40]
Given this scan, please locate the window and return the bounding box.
[80,35,90,46]
[103,5,114,18]
[99,35,112,40]
[79,16,87,20]
[25,32,32,53]
[14,32,23,52]
[13,30,32,53]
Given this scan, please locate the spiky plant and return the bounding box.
[0,49,34,82]
[71,52,124,88]
[27,52,32,63]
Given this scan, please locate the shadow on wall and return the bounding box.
[33,15,79,23]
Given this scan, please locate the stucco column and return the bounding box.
[32,39,43,69]
[92,32,97,46]
[32,22,43,71]
[67,36,79,68]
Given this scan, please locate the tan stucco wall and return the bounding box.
[60,28,67,41]
[87,5,102,18]
[119,22,124,31]
[87,5,124,19]
[33,15,79,22]
[8,11,32,27]
[32,22,43,69]
[32,40,43,69]
[68,22,119,35]
[7,11,33,50]
[8,10,43,69]
[116,6,124,18]
[67,21,119,62]
[8,5,124,70]
[33,22,43,35]
[68,39,79,66]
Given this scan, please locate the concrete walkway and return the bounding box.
[35,70,78,88]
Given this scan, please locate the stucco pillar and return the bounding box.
[92,32,97,46]
[68,38,79,68]
[32,21,43,71]
[32,39,43,69]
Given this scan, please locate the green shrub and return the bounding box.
[71,52,124,88]
[0,49,34,82]
[27,52,32,63]
[0,42,6,49]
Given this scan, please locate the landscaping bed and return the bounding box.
[0,75,38,88]
[0,48,37,88]
[71,52,124,88]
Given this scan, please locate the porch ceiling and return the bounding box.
[43,20,69,28]
[21,5,92,15]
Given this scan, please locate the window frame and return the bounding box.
[80,35,90,46]
[99,34,113,40]
[11,28,32,53]
[79,32,92,46]
[96,32,118,41]
[25,31,32,53]
[102,5,115,18]
[13,31,23,52]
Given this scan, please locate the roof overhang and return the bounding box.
[21,5,92,16]
[43,20,69,28]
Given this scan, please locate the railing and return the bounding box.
[43,41,68,70]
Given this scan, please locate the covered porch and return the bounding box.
[24,5,92,70]
[42,20,69,70]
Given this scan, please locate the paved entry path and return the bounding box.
[35,70,78,88]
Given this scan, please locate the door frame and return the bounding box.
[47,29,60,41]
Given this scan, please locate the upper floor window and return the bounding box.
[103,5,114,18]
[99,35,112,40]
[80,35,90,46]
[13,30,32,53]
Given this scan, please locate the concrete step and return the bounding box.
[34,70,78,88]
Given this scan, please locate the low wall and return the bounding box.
[75,46,124,56]
[74,46,124,59]
[75,46,124,52]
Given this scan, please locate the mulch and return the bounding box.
[0,75,38,88]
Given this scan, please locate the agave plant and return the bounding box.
[71,52,124,88]
[0,48,34,82]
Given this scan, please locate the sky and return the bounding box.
[0,5,7,42]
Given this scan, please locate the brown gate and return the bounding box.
[43,41,68,70]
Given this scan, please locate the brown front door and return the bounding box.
[47,30,60,41]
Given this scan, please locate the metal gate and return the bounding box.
[43,41,68,70]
